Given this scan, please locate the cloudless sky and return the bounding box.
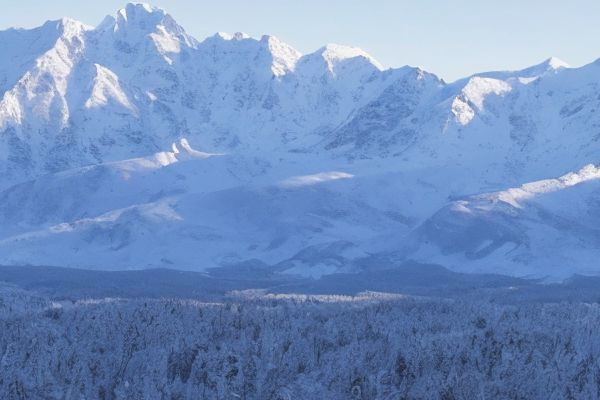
[1,0,599,81]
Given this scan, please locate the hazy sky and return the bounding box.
[1,0,599,81]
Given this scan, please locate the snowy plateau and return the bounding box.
[3,2,600,399]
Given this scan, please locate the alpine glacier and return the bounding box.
[1,3,600,279]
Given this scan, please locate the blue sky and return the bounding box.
[1,0,599,81]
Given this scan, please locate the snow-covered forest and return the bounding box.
[2,284,600,399]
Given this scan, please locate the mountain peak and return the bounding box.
[544,56,570,70]
[298,43,383,76]
[212,32,251,41]
[455,56,571,84]
[260,35,302,76]
[319,44,383,70]
[97,3,196,50]
[201,33,301,77]
[43,17,91,36]
[117,2,166,21]
[113,2,168,30]
[513,56,570,79]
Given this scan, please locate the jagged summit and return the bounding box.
[44,17,93,34]
[544,56,570,69]
[96,2,196,50]
[98,2,168,32]
[117,2,166,20]
[260,35,302,76]
[199,32,302,77]
[307,43,384,74]
[516,56,570,78]
[212,31,251,41]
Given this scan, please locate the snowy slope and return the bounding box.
[0,141,414,270]
[1,3,600,279]
[408,165,600,278]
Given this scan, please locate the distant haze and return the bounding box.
[0,0,599,81]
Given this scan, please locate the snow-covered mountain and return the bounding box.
[1,3,600,279]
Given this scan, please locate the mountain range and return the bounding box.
[1,3,600,280]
